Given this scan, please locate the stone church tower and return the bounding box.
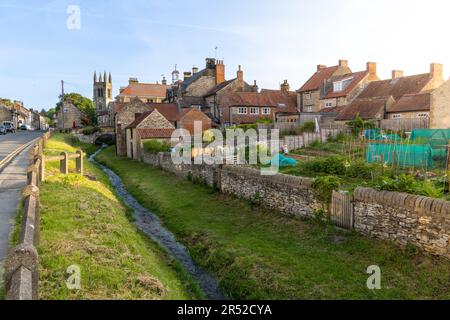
[93,71,113,114]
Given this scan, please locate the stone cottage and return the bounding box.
[56,99,86,130]
[430,78,450,129]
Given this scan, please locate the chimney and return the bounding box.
[192,66,199,75]
[206,58,216,69]
[183,72,192,81]
[430,63,443,79]
[237,65,243,82]
[252,80,259,92]
[162,76,167,86]
[280,80,290,93]
[366,62,377,80]
[317,65,327,71]
[216,60,225,84]
[339,59,348,68]
[392,70,404,79]
[129,77,138,84]
[119,87,125,93]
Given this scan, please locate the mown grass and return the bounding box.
[39,134,200,300]
[96,146,450,300]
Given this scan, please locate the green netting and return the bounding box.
[411,129,450,144]
[363,129,401,141]
[366,144,434,168]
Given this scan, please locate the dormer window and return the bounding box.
[333,77,354,92]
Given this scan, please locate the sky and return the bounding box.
[1,0,450,110]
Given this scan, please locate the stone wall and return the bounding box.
[141,150,450,259]
[354,188,449,258]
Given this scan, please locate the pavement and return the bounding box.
[0,131,44,281]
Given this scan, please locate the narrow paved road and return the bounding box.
[0,131,44,281]
[0,131,43,163]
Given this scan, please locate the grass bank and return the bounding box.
[96,146,450,300]
[39,134,200,299]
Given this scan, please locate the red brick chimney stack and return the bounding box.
[215,60,225,84]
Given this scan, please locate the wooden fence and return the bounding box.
[379,118,430,132]
[331,191,354,230]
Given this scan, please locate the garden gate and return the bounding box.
[331,191,354,229]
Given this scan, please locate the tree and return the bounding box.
[345,113,375,135]
[0,98,13,106]
[56,92,97,125]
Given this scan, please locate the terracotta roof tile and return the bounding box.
[357,74,432,100]
[137,128,175,139]
[298,66,339,92]
[387,93,430,113]
[118,83,168,98]
[335,96,390,121]
[219,90,297,113]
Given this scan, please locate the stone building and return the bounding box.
[335,63,444,123]
[56,99,86,130]
[297,60,352,113]
[319,62,379,111]
[0,104,12,124]
[204,65,256,123]
[124,106,212,160]
[430,79,450,129]
[116,77,168,103]
[217,89,297,126]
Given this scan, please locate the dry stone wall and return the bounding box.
[141,150,450,259]
[354,188,449,258]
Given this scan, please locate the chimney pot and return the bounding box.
[192,67,198,74]
[237,65,243,82]
[183,72,192,81]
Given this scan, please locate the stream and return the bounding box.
[89,147,225,300]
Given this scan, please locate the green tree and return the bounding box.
[56,93,96,125]
[0,98,13,106]
[345,113,375,135]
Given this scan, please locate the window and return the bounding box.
[417,113,429,118]
[305,106,313,112]
[262,108,271,115]
[325,102,333,108]
[333,81,343,92]
[392,114,402,119]
[237,107,248,114]
[305,93,312,100]
[250,107,259,115]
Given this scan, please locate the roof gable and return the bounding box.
[118,83,168,98]
[387,93,431,113]
[298,66,339,92]
[335,96,392,121]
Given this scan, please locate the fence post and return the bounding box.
[39,155,45,182]
[60,152,68,175]
[76,150,83,176]
[27,165,38,187]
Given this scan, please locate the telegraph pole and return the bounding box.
[61,80,65,130]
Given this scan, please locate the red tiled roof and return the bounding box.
[219,91,297,113]
[356,74,432,100]
[387,93,430,113]
[322,71,369,99]
[335,96,390,121]
[298,66,339,92]
[137,128,175,139]
[118,83,168,98]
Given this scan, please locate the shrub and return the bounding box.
[256,117,273,124]
[303,156,346,175]
[300,121,316,133]
[312,176,342,208]
[345,160,374,179]
[81,126,101,135]
[371,174,444,198]
[143,140,171,154]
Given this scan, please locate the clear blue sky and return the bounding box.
[1,0,450,110]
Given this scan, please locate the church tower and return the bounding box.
[93,71,113,114]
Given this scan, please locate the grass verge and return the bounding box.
[39,134,200,299]
[96,146,450,300]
